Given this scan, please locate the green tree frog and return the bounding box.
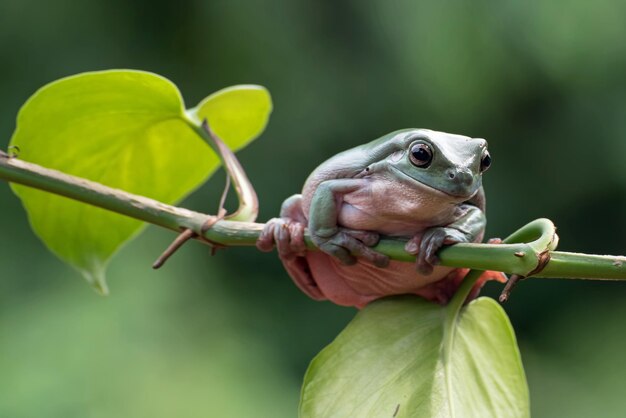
[257,129,504,308]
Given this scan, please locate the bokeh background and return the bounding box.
[1,1,626,417]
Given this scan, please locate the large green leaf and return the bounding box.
[10,70,271,293]
[300,296,529,418]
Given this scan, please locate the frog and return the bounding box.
[256,129,505,308]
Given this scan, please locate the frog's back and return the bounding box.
[301,129,418,218]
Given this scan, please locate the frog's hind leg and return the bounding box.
[256,195,325,300]
[257,194,308,258]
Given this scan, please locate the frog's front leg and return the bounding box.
[405,203,486,275]
[308,179,389,268]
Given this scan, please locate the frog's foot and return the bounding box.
[312,228,390,268]
[405,227,470,275]
[256,218,306,260]
[257,218,325,300]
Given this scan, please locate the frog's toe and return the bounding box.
[256,218,281,252]
[288,222,306,254]
[321,242,358,265]
[487,237,503,245]
[342,229,380,247]
[348,243,389,268]
[416,228,447,275]
[320,231,389,267]
[340,229,388,266]
[256,218,306,260]
[275,221,292,255]
[416,227,471,275]
[276,221,307,259]
[405,233,423,255]
[364,250,389,268]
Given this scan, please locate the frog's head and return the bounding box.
[385,129,491,199]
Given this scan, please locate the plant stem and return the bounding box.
[1,153,625,281]
[443,218,554,358]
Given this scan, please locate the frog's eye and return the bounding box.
[409,143,433,168]
[480,150,491,172]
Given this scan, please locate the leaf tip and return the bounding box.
[83,269,110,296]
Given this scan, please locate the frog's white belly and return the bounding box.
[338,174,464,236]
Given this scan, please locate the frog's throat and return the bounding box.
[388,165,478,201]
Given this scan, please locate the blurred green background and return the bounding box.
[1,1,625,417]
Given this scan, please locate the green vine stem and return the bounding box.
[1,153,625,285]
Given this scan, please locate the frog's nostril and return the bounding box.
[447,169,472,185]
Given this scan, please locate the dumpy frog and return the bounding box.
[257,129,504,307]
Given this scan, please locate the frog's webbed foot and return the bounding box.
[311,228,390,268]
[256,218,306,260]
[257,194,308,259]
[256,217,326,301]
[405,227,470,275]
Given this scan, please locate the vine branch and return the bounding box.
[1,152,625,295]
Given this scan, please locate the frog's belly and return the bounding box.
[336,199,460,236]
[305,251,456,307]
[337,203,432,236]
[337,176,463,236]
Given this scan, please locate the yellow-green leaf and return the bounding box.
[10,70,271,293]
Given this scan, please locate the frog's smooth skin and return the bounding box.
[257,129,504,308]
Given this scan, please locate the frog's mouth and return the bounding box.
[389,165,478,201]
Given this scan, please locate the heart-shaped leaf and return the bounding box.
[10,70,271,293]
[190,84,273,150]
[300,296,529,418]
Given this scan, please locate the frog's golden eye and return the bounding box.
[480,150,491,172]
[409,143,433,168]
